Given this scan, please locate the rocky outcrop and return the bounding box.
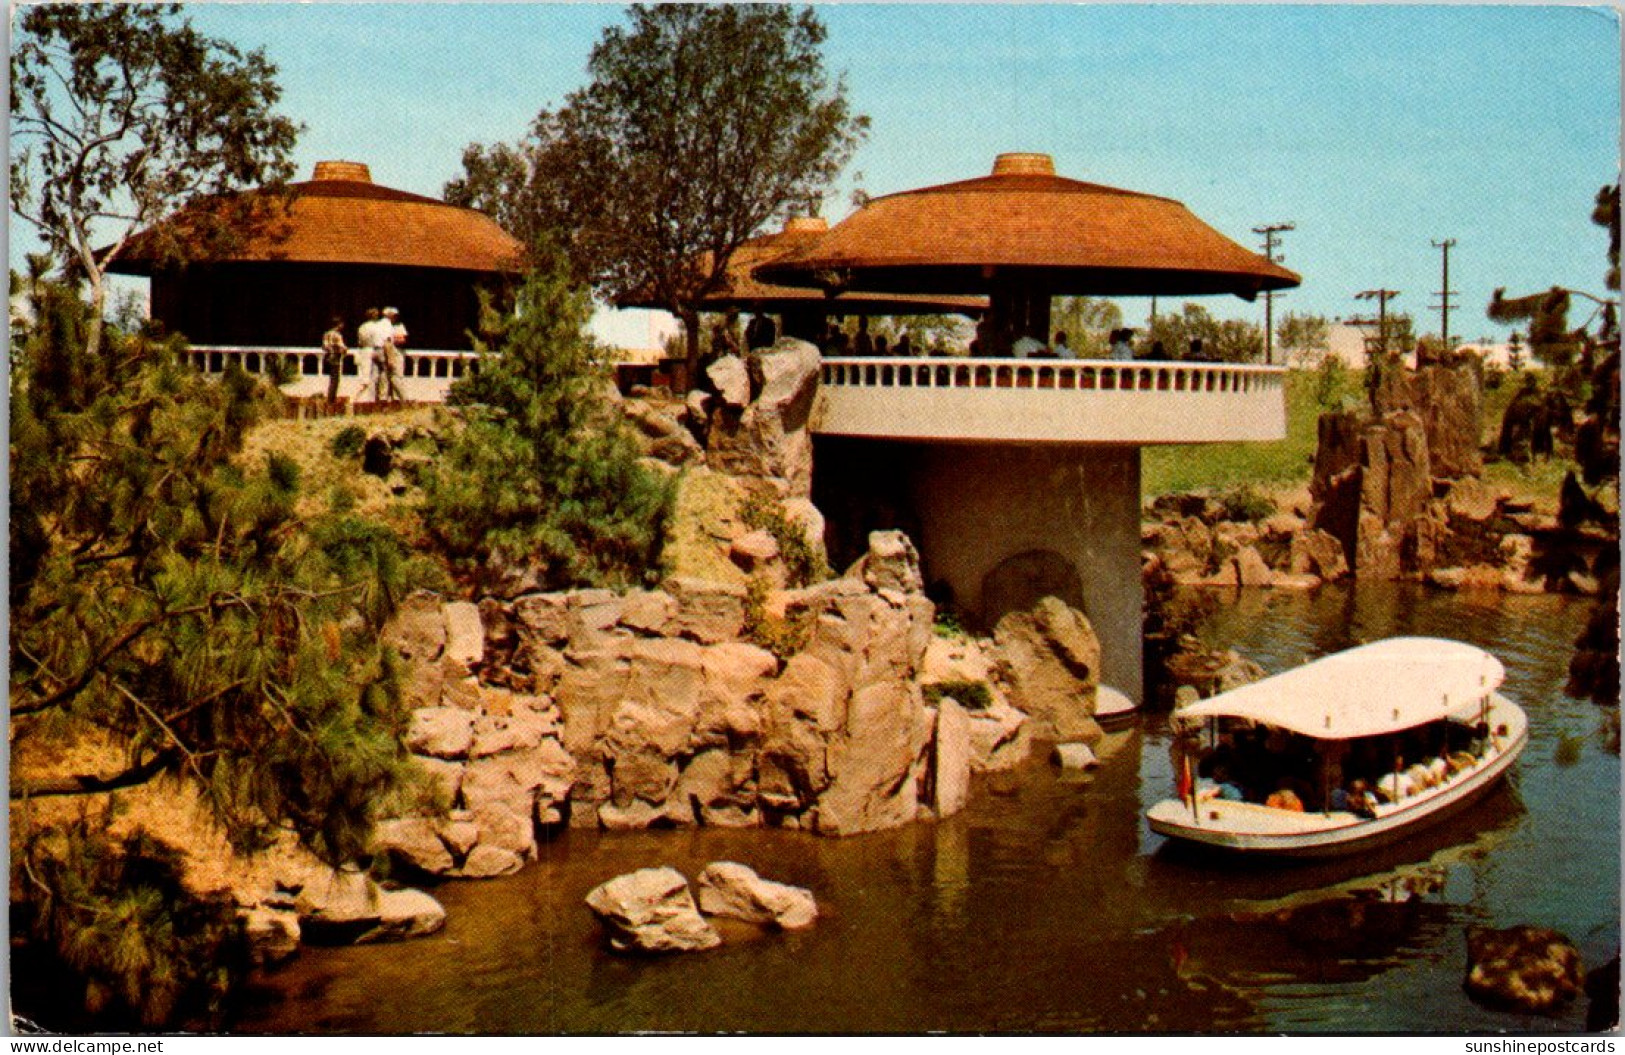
[378,530,1035,858]
[1464,925,1586,1014]
[704,339,822,498]
[695,862,818,929]
[1312,409,1432,580]
[280,863,444,946]
[991,597,1103,744]
[585,867,721,954]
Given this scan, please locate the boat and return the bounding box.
[1146,637,1528,858]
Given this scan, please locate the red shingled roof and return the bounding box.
[621,217,987,316]
[756,153,1300,300]
[110,161,524,276]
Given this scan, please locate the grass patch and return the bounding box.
[922,679,993,711]
[1143,369,1358,498]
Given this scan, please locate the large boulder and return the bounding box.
[407,707,475,760]
[1409,361,1484,479]
[706,354,752,409]
[584,867,721,954]
[1311,410,1433,580]
[1464,925,1586,1013]
[357,888,447,944]
[814,680,929,835]
[932,698,972,817]
[374,817,455,875]
[706,338,821,496]
[991,597,1103,743]
[240,906,301,966]
[695,862,818,930]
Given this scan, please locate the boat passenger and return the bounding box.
[1265,785,1305,812]
[1406,761,1436,791]
[1446,750,1476,775]
[1207,764,1244,802]
[1424,756,1449,786]
[1378,767,1417,803]
[1347,779,1379,818]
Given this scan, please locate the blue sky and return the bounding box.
[13,3,1622,343]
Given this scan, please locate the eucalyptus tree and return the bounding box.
[10,3,300,359]
[447,4,868,382]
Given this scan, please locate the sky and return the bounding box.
[10,2,1622,347]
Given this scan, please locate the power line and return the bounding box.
[1431,238,1458,350]
[1350,288,1402,358]
[1254,222,1295,364]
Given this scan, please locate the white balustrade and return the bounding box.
[182,345,480,404]
[814,357,1287,444]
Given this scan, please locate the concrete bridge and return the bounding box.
[811,357,1289,704]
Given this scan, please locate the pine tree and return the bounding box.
[10,272,423,1026]
[422,251,675,591]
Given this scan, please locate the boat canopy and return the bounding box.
[1172,637,1506,741]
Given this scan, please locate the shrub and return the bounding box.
[923,679,994,711]
[741,575,812,660]
[330,424,367,459]
[739,488,828,587]
[1217,484,1277,524]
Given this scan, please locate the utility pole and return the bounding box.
[1431,238,1458,353]
[1351,289,1402,358]
[1254,222,1295,364]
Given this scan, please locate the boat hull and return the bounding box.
[1147,694,1527,859]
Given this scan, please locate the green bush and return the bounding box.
[1217,484,1277,524]
[923,679,994,711]
[330,424,367,459]
[741,575,812,660]
[739,488,828,587]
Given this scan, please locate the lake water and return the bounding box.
[238,584,1619,1034]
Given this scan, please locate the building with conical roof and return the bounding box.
[111,161,524,352]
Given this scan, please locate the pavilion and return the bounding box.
[110,161,524,352]
[761,153,1301,703]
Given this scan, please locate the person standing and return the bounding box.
[322,316,347,405]
[853,316,873,357]
[356,308,383,402]
[382,307,407,402]
[1053,330,1076,359]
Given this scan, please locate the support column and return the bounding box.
[907,444,1144,702]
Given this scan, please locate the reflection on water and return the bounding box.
[239,584,1618,1034]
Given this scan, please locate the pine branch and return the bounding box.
[10,751,175,798]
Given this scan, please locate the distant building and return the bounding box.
[109,160,523,351]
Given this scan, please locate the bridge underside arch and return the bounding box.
[814,438,1143,702]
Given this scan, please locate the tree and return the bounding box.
[1051,296,1123,358]
[446,4,867,384]
[10,3,300,360]
[1276,311,1333,368]
[10,280,424,1026]
[1146,302,1265,362]
[421,250,675,591]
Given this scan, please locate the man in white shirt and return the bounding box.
[356,308,384,400]
[380,307,406,401]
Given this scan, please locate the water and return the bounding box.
[238,584,1619,1034]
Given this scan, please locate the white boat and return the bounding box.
[1146,637,1528,858]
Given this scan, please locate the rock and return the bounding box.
[374,817,455,875]
[357,888,447,943]
[1271,572,1323,590]
[459,844,524,878]
[695,862,818,930]
[673,749,758,826]
[1290,529,1349,582]
[729,529,781,572]
[780,498,828,565]
[1232,545,1274,586]
[707,354,751,409]
[294,867,381,937]
[1443,476,1501,522]
[1464,925,1586,1013]
[664,576,748,644]
[1311,410,1432,580]
[619,589,678,636]
[437,815,481,858]
[1214,652,1267,692]
[706,339,821,497]
[1429,565,1504,591]
[240,906,301,966]
[1410,361,1484,479]
[933,698,972,817]
[815,680,928,835]
[410,754,464,806]
[856,530,924,596]
[362,435,393,477]
[584,867,721,954]
[1052,742,1099,769]
[469,708,550,758]
[965,698,1031,772]
[384,592,449,708]
[442,601,484,671]
[991,596,1103,743]
[407,707,475,760]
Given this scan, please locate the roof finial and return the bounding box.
[992,153,1054,177]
